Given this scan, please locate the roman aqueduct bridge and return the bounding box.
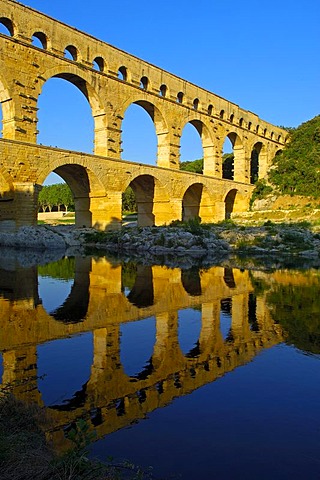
[0,0,287,230]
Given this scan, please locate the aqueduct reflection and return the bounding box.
[0,257,285,450]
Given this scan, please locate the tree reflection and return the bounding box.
[267,284,320,354]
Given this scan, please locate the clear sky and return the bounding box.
[1,0,320,182]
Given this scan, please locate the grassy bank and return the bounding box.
[0,394,153,480]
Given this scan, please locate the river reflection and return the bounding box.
[0,256,320,479]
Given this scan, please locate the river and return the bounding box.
[0,253,320,479]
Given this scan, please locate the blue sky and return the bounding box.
[1,0,320,182]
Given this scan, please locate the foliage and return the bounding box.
[222,153,234,179]
[250,179,273,206]
[269,115,320,197]
[267,282,320,354]
[122,186,137,213]
[38,258,75,280]
[180,158,203,174]
[38,183,74,212]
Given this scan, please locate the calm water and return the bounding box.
[0,255,320,479]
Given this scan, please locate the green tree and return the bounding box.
[38,183,74,212]
[180,158,203,174]
[269,115,320,197]
[122,186,137,213]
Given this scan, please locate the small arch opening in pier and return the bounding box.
[93,56,104,72]
[32,31,47,49]
[0,18,14,36]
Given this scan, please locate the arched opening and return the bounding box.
[224,189,238,219]
[223,268,236,289]
[278,134,282,142]
[220,298,233,341]
[256,124,260,134]
[93,56,104,72]
[178,308,202,358]
[180,122,204,173]
[0,17,14,36]
[38,173,75,224]
[223,133,244,182]
[208,104,213,115]
[121,103,157,165]
[128,175,155,226]
[64,45,78,61]
[120,316,156,379]
[263,128,267,137]
[220,109,225,119]
[118,66,127,81]
[182,183,203,221]
[248,122,252,130]
[32,31,47,49]
[181,268,202,296]
[124,264,154,308]
[37,332,93,407]
[222,137,234,180]
[239,118,244,127]
[250,142,262,184]
[193,98,199,110]
[39,163,103,228]
[140,76,148,90]
[159,84,167,97]
[37,77,94,153]
[177,91,184,104]
[230,114,234,123]
[38,257,87,321]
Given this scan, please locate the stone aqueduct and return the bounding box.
[0,0,287,231]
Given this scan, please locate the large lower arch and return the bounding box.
[120,98,169,168]
[224,189,238,219]
[36,66,107,156]
[182,183,214,223]
[38,162,107,229]
[126,174,173,227]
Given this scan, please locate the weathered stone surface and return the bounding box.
[0,0,286,231]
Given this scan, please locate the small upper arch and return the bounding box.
[32,31,47,49]
[0,17,14,36]
[93,56,105,72]
[118,65,128,81]
[159,84,167,97]
[229,113,234,123]
[140,76,149,90]
[64,45,78,61]
[193,98,200,111]
[177,91,184,104]
[220,109,225,119]
[208,104,213,115]
[239,117,244,127]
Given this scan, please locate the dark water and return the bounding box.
[0,255,320,479]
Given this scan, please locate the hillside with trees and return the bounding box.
[269,115,320,197]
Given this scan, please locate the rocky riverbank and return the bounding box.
[0,220,320,269]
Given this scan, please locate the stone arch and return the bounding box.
[92,56,104,72]
[0,17,14,36]
[223,132,245,183]
[38,161,106,228]
[118,65,128,81]
[180,118,215,175]
[251,141,268,181]
[224,189,238,219]
[64,44,78,61]
[127,174,155,226]
[182,182,214,223]
[126,173,171,226]
[121,98,169,168]
[32,31,47,49]
[36,66,107,155]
